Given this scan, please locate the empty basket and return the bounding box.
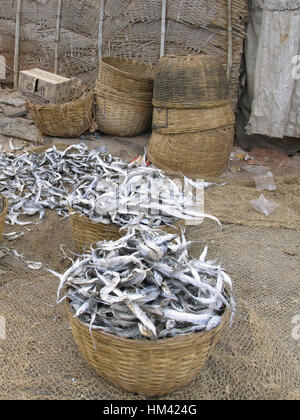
[98,57,155,97]
[153,54,230,109]
[147,126,235,178]
[27,91,94,138]
[152,103,235,134]
[94,89,153,137]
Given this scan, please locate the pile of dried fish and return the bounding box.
[0,143,117,226]
[0,142,223,230]
[50,228,235,340]
[68,163,222,227]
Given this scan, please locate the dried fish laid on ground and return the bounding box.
[12,249,43,270]
[50,228,235,340]
[68,164,221,227]
[0,142,224,230]
[0,143,119,226]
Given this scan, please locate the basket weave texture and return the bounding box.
[94,88,153,137]
[153,55,230,109]
[69,207,185,252]
[98,57,155,97]
[0,195,8,240]
[149,54,234,177]
[152,103,235,134]
[27,92,94,138]
[67,304,230,396]
[147,126,234,178]
[95,57,154,137]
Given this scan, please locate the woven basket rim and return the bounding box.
[152,124,234,136]
[68,205,122,228]
[26,90,94,111]
[95,82,153,99]
[100,57,155,83]
[69,205,183,231]
[67,301,230,347]
[154,101,232,110]
[95,88,152,106]
[152,103,235,134]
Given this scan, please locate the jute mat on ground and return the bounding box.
[0,213,299,400]
[205,175,300,230]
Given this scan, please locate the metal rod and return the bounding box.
[98,0,105,59]
[54,0,62,74]
[226,0,233,82]
[160,0,167,58]
[13,0,22,89]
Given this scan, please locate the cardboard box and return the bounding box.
[18,68,74,105]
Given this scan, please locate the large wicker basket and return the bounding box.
[152,103,235,134]
[69,207,185,252]
[0,195,8,240]
[98,57,155,97]
[153,54,230,109]
[96,80,153,101]
[95,90,153,137]
[27,91,94,138]
[67,304,230,396]
[147,126,234,178]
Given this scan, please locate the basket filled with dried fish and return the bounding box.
[0,194,8,240]
[50,227,235,396]
[68,208,184,253]
[67,158,211,251]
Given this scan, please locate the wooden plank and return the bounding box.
[227,0,233,82]
[160,0,167,58]
[13,0,22,89]
[54,0,63,74]
[98,0,105,60]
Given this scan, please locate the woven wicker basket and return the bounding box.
[147,126,234,178]
[69,207,185,252]
[27,91,94,138]
[98,57,155,97]
[153,54,230,109]
[95,90,153,137]
[96,79,153,101]
[0,195,8,240]
[67,304,230,396]
[152,103,235,134]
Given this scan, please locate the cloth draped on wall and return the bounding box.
[245,0,300,139]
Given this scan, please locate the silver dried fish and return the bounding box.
[51,228,235,341]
